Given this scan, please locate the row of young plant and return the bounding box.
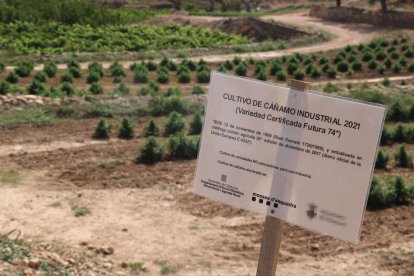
[381,123,414,145]
[376,144,413,169]
[92,111,203,140]
[368,175,413,209]
[0,21,250,55]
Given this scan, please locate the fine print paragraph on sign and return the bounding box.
[193,72,386,243]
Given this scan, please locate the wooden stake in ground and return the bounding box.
[256,79,310,276]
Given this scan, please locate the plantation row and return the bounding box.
[0,22,250,55]
[91,116,200,164]
[381,123,414,145]
[376,144,414,169]
[92,112,203,140]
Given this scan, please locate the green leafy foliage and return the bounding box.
[394,144,412,168]
[43,61,57,77]
[164,111,185,136]
[138,136,163,164]
[144,120,160,137]
[167,132,199,160]
[189,112,203,135]
[15,61,34,77]
[118,117,134,139]
[192,85,205,95]
[0,22,250,55]
[93,118,111,139]
[375,150,389,169]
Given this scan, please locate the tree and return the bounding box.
[118,117,134,139]
[167,0,181,10]
[93,118,111,139]
[368,0,388,12]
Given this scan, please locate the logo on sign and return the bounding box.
[307,203,317,219]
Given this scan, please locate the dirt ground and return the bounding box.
[0,120,413,276]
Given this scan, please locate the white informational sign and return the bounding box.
[193,72,386,243]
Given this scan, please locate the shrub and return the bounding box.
[269,62,282,75]
[375,150,389,169]
[112,82,130,96]
[377,66,385,75]
[168,132,198,159]
[293,70,304,80]
[138,81,160,96]
[27,80,46,95]
[0,60,4,72]
[118,117,134,139]
[380,126,391,145]
[388,176,413,205]
[6,72,19,84]
[391,52,400,60]
[0,81,11,95]
[164,87,182,97]
[287,62,298,75]
[223,60,234,70]
[408,63,414,72]
[87,70,101,84]
[33,72,47,83]
[319,56,329,65]
[192,85,205,95]
[146,61,158,71]
[15,61,34,77]
[61,82,75,96]
[89,82,103,95]
[333,55,344,64]
[390,63,402,74]
[93,118,111,139]
[326,68,337,79]
[394,144,412,168]
[388,101,407,122]
[404,49,414,58]
[384,58,392,69]
[113,75,123,83]
[111,64,126,78]
[381,77,390,86]
[367,176,387,209]
[235,64,247,76]
[157,67,170,84]
[393,123,408,143]
[60,72,74,83]
[69,66,82,78]
[276,70,287,81]
[399,58,408,67]
[196,69,210,83]
[368,60,378,70]
[323,82,338,94]
[68,60,80,70]
[375,51,387,61]
[232,56,242,66]
[164,111,185,136]
[362,51,373,62]
[177,70,191,83]
[138,137,163,164]
[144,120,160,137]
[337,61,349,72]
[310,68,321,78]
[88,62,104,78]
[133,65,149,83]
[347,54,356,63]
[352,61,362,71]
[43,61,57,77]
[189,112,203,135]
[256,69,267,81]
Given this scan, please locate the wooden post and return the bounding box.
[256,79,309,276]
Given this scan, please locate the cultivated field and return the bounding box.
[0,1,413,275]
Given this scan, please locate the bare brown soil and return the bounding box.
[0,119,413,275]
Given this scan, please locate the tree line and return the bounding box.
[0,0,122,26]
[336,0,414,12]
